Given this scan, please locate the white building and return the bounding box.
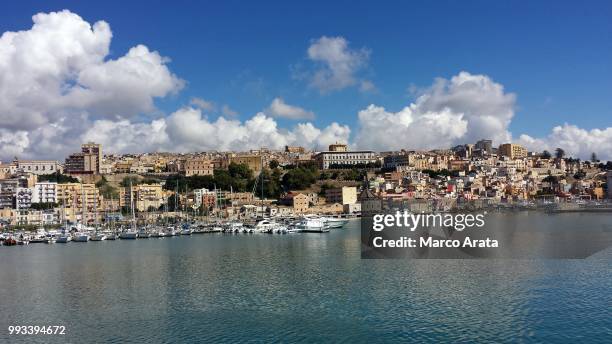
[11,159,62,175]
[15,187,32,209]
[32,182,58,204]
[314,151,377,169]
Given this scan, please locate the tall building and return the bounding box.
[499,143,527,159]
[64,142,102,175]
[475,139,493,155]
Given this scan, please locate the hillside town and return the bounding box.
[0,140,611,228]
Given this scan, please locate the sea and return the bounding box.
[1,212,611,343]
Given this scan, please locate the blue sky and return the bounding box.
[3,0,611,135]
[1,1,611,160]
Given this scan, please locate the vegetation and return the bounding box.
[38,172,78,184]
[542,150,552,159]
[269,159,279,169]
[163,163,254,193]
[422,169,456,178]
[555,148,565,160]
[282,164,319,190]
[29,202,58,210]
[96,176,119,198]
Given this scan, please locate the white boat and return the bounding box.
[253,219,284,233]
[296,217,329,232]
[56,234,72,243]
[119,231,138,239]
[105,232,117,240]
[165,227,178,236]
[180,227,193,235]
[73,232,90,242]
[321,217,349,229]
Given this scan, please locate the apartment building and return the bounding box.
[325,186,357,205]
[314,150,377,169]
[32,182,58,204]
[499,143,527,159]
[120,184,163,212]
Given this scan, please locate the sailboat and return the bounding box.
[73,184,90,242]
[90,191,106,241]
[119,181,138,239]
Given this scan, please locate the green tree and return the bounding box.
[555,148,565,160]
[542,150,552,159]
[591,152,598,162]
[38,172,78,184]
[269,159,279,169]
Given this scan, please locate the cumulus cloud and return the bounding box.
[354,71,515,151]
[518,124,612,161]
[80,107,349,154]
[265,98,315,120]
[304,36,371,93]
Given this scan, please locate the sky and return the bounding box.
[0,0,611,160]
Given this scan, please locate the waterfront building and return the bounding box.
[499,143,527,159]
[119,184,163,212]
[608,171,612,199]
[325,186,357,205]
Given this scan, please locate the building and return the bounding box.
[383,155,410,169]
[120,184,163,212]
[15,187,32,209]
[608,171,612,199]
[194,188,216,209]
[285,146,305,154]
[499,143,527,159]
[11,159,62,175]
[229,155,262,174]
[184,158,214,176]
[64,142,102,175]
[475,139,493,155]
[32,182,58,204]
[328,143,348,152]
[314,151,377,169]
[57,183,101,222]
[325,186,357,205]
[292,193,310,213]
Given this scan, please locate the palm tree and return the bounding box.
[591,152,598,162]
[542,150,552,159]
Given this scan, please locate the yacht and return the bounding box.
[55,233,72,243]
[90,231,107,241]
[295,217,329,233]
[180,226,193,235]
[253,219,284,233]
[165,226,178,236]
[321,216,349,229]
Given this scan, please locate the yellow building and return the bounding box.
[184,158,214,176]
[325,186,357,205]
[292,193,310,213]
[499,143,527,159]
[229,155,262,174]
[56,183,101,223]
[120,184,164,212]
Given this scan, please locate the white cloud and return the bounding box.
[265,98,315,120]
[190,97,215,111]
[518,124,612,161]
[354,71,514,151]
[78,107,348,155]
[0,9,182,130]
[305,36,371,93]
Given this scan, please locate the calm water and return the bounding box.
[1,213,611,343]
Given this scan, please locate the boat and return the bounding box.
[55,233,72,243]
[90,231,107,241]
[295,217,329,233]
[3,237,17,246]
[137,228,151,238]
[73,232,90,242]
[253,219,284,233]
[119,230,138,239]
[321,217,349,229]
[180,226,193,235]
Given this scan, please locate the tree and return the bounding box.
[38,172,78,184]
[555,148,565,160]
[269,160,279,169]
[591,152,598,163]
[282,165,319,190]
[542,150,552,159]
